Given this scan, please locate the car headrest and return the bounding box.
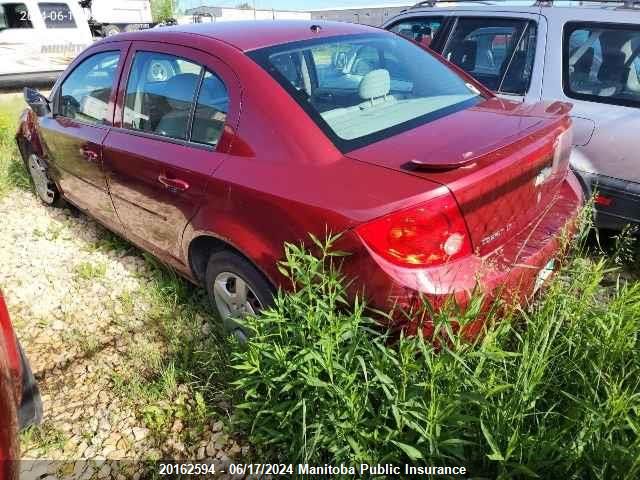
[598,51,628,83]
[359,69,390,101]
[164,73,199,109]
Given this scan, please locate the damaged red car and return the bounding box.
[0,292,42,477]
[16,20,582,339]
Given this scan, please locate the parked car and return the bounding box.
[0,291,42,475]
[0,0,93,88]
[16,20,582,338]
[384,0,640,231]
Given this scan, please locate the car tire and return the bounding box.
[103,24,121,36]
[205,250,274,341]
[25,153,65,208]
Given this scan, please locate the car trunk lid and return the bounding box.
[347,99,572,255]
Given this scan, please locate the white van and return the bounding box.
[0,0,92,87]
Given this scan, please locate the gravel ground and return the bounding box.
[0,189,248,479]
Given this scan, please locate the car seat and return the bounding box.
[499,51,528,94]
[597,51,629,96]
[155,73,200,139]
[450,40,478,72]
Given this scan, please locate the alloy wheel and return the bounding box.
[27,154,56,205]
[213,271,263,340]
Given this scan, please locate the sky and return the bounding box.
[177,0,413,12]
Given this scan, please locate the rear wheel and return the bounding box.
[26,154,65,208]
[102,24,120,36]
[205,251,274,342]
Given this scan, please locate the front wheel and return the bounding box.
[205,251,274,341]
[26,154,65,208]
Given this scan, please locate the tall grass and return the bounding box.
[0,96,30,197]
[230,225,640,478]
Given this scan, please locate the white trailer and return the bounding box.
[80,0,153,37]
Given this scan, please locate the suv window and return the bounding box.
[564,22,640,108]
[442,18,537,95]
[123,51,229,145]
[38,3,76,28]
[59,51,120,125]
[0,3,33,29]
[388,17,443,49]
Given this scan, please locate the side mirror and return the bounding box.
[23,87,50,117]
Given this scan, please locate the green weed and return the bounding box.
[230,228,640,478]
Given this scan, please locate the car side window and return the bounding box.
[123,52,202,141]
[564,22,640,107]
[191,70,229,146]
[0,3,33,29]
[59,51,120,125]
[38,3,76,28]
[388,17,443,49]
[442,17,537,95]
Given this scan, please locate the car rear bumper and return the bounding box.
[573,169,640,231]
[17,343,42,430]
[351,173,583,333]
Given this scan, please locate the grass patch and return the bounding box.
[73,261,107,281]
[229,226,640,478]
[0,95,30,197]
[107,252,231,446]
[20,421,68,455]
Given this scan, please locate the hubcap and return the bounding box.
[213,272,263,336]
[28,154,56,204]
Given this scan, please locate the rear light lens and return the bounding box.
[594,193,614,207]
[356,194,473,268]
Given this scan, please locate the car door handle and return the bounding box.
[158,174,190,192]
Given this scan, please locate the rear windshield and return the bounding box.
[249,33,483,152]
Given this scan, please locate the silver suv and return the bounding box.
[384,0,640,230]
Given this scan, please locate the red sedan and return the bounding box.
[16,21,582,338]
[0,292,42,476]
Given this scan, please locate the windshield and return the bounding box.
[249,33,483,152]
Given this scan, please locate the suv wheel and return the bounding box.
[103,24,120,36]
[205,251,274,341]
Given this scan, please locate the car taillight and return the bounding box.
[594,193,614,207]
[356,194,473,268]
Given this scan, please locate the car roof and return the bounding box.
[105,20,382,52]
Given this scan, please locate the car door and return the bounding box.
[546,20,640,225]
[389,13,546,104]
[103,41,240,263]
[438,14,544,103]
[37,42,128,227]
